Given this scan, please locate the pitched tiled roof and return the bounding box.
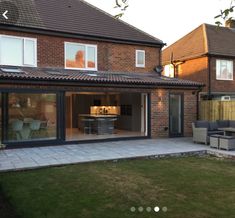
[0,66,203,88]
[162,23,235,64]
[206,24,235,56]
[2,0,163,46]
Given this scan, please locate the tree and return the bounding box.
[114,0,129,19]
[114,0,235,25]
[215,0,235,25]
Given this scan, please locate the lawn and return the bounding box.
[0,156,235,218]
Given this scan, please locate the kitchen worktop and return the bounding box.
[79,114,118,118]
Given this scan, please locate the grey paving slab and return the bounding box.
[0,137,235,172]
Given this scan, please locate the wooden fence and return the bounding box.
[199,100,235,121]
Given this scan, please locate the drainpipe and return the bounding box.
[170,53,176,77]
[171,52,185,78]
[207,55,212,100]
[196,87,203,120]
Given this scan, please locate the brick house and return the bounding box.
[0,0,202,148]
[162,21,235,101]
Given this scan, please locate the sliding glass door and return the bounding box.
[7,93,57,142]
[0,93,2,142]
[0,90,149,146]
[65,92,148,141]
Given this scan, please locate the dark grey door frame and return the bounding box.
[169,93,184,137]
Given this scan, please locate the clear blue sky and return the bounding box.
[85,0,234,46]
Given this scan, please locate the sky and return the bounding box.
[85,0,234,47]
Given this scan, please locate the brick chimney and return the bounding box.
[225,19,235,28]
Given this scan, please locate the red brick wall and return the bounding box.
[151,89,197,137]
[151,89,169,137]
[210,57,235,93]
[0,30,160,73]
[177,56,235,94]
[177,57,208,92]
[184,90,197,136]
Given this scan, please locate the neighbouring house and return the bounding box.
[0,0,203,148]
[162,21,235,101]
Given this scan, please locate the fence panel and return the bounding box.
[221,101,235,120]
[199,100,219,121]
[199,100,235,121]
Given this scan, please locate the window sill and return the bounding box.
[0,63,37,68]
[65,67,97,71]
[216,78,233,81]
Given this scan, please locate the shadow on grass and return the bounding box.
[0,186,19,218]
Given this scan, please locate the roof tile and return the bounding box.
[0,66,204,88]
[162,23,235,64]
[3,0,163,46]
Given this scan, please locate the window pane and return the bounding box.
[87,46,96,68]
[138,52,144,65]
[136,51,145,67]
[8,93,57,141]
[216,60,233,80]
[24,39,36,66]
[66,44,85,68]
[163,64,174,77]
[1,37,23,65]
[0,93,1,142]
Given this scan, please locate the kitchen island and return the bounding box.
[79,114,118,134]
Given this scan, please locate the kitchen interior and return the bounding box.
[65,92,147,141]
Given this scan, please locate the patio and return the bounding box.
[0,137,235,172]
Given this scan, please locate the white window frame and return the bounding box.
[64,42,97,71]
[216,59,233,81]
[135,50,145,68]
[0,34,37,67]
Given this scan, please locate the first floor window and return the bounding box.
[163,64,174,77]
[136,50,145,68]
[216,59,233,80]
[65,42,97,70]
[0,35,37,67]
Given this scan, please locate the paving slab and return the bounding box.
[0,137,235,172]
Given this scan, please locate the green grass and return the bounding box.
[1,156,235,218]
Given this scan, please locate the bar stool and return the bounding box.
[96,118,106,135]
[107,118,117,134]
[82,118,94,134]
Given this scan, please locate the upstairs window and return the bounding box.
[136,50,145,68]
[163,64,174,77]
[65,42,97,71]
[0,35,37,67]
[216,59,233,80]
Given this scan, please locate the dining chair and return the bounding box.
[11,119,24,140]
[23,118,34,123]
[29,120,41,139]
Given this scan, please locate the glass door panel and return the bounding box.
[7,93,57,142]
[169,94,183,137]
[0,93,1,142]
